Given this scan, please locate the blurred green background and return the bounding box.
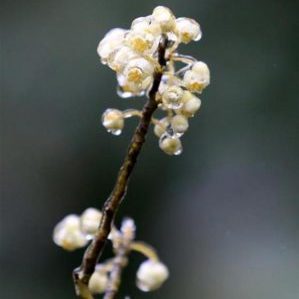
[1,0,299,298]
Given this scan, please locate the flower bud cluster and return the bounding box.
[53,210,169,293]
[154,89,202,155]
[99,6,210,155]
[53,208,102,251]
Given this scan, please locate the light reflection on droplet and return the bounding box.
[108,129,122,136]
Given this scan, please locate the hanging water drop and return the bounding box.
[108,128,122,136]
[159,133,182,156]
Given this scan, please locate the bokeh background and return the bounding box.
[1,0,299,298]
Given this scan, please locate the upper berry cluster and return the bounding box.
[99,6,210,155]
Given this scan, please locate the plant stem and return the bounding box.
[103,242,130,299]
[130,241,159,261]
[73,36,168,299]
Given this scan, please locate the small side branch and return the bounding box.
[103,245,129,299]
[73,37,168,298]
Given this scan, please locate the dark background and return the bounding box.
[1,0,299,298]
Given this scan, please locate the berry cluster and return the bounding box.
[53,208,101,251]
[53,209,168,294]
[99,6,210,155]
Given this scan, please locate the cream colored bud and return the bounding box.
[124,58,154,83]
[125,30,155,53]
[183,62,210,93]
[121,218,136,241]
[179,92,202,117]
[117,73,145,98]
[159,134,182,156]
[88,270,108,294]
[176,17,201,43]
[153,117,169,137]
[102,109,124,136]
[162,86,184,109]
[152,6,176,32]
[53,215,87,251]
[192,61,210,77]
[131,16,161,36]
[131,17,151,31]
[97,28,127,63]
[80,208,102,236]
[171,115,189,135]
[121,58,154,94]
[136,260,169,292]
[107,46,137,72]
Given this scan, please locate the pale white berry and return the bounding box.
[80,208,102,237]
[176,17,202,43]
[127,18,159,53]
[131,16,161,36]
[131,16,151,32]
[125,30,155,53]
[53,215,87,251]
[102,109,124,135]
[136,259,169,292]
[88,269,108,294]
[192,61,210,77]
[159,134,182,155]
[178,91,202,117]
[171,115,189,136]
[153,117,169,137]
[162,86,184,109]
[183,61,210,93]
[152,6,176,32]
[124,58,154,83]
[122,58,154,92]
[117,73,145,98]
[97,28,127,64]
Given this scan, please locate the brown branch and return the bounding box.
[73,36,168,298]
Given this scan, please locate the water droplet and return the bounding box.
[193,28,202,41]
[136,279,151,292]
[173,147,183,155]
[108,129,122,136]
[85,234,95,241]
[117,85,145,99]
[173,131,184,138]
[117,86,134,98]
[164,101,183,110]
